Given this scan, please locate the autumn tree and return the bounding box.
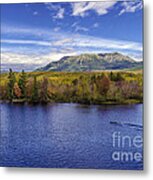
[90,75,98,102]
[0,84,7,100]
[40,77,49,103]
[120,81,142,100]
[25,78,33,100]
[72,79,79,98]
[96,75,110,99]
[13,82,22,99]
[107,83,123,102]
[76,77,91,103]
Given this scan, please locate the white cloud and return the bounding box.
[71,1,142,17]
[79,36,142,51]
[52,38,73,46]
[53,8,65,19]
[1,25,68,43]
[71,1,117,17]
[75,26,89,32]
[45,2,58,11]
[53,27,61,32]
[2,35,142,52]
[71,22,89,32]
[1,52,44,65]
[1,25,50,38]
[33,11,38,16]
[1,24,142,64]
[1,39,51,47]
[45,1,142,20]
[45,51,77,62]
[45,3,65,19]
[1,51,77,66]
[2,34,142,60]
[71,22,78,28]
[119,1,142,16]
[50,35,142,52]
[93,23,99,28]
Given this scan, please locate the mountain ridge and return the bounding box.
[36,52,143,72]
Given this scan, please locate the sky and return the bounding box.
[1,0,143,71]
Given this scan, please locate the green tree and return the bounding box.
[90,75,96,84]
[76,78,91,103]
[7,69,16,101]
[109,72,124,82]
[96,75,110,99]
[107,83,123,102]
[116,72,124,81]
[18,70,27,98]
[72,79,78,86]
[40,78,49,103]
[72,79,79,99]
[31,76,39,102]
[109,71,115,81]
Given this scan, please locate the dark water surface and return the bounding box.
[0,103,143,170]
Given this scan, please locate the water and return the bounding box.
[0,103,143,170]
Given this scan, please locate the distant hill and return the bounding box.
[36,52,143,72]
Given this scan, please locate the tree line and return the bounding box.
[0,69,143,104]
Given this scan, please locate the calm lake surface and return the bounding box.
[0,103,143,170]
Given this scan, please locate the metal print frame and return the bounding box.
[0,0,144,170]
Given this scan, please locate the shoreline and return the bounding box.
[0,99,143,106]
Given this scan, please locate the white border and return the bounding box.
[1,0,153,179]
[0,0,142,4]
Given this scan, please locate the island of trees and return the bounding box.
[0,69,143,105]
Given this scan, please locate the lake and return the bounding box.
[0,103,143,170]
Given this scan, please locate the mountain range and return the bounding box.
[36,52,143,72]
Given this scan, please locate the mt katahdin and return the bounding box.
[36,52,143,72]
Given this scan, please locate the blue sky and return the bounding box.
[1,1,143,70]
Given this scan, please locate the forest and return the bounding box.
[0,69,143,105]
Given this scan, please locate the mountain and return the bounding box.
[36,52,143,72]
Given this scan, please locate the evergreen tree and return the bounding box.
[109,71,124,82]
[31,76,39,102]
[116,72,124,81]
[7,69,16,101]
[18,70,27,98]
[109,71,115,81]
[72,79,78,86]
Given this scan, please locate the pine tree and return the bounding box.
[109,71,114,81]
[116,72,124,81]
[7,69,16,101]
[31,76,39,102]
[18,70,27,98]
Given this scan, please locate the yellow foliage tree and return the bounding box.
[13,82,22,99]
